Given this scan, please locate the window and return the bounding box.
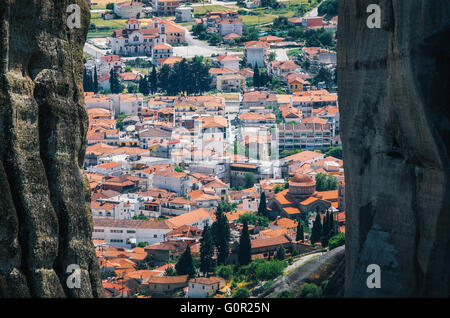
[154,234,157,238]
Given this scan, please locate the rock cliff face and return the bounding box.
[0,0,104,297]
[338,0,450,297]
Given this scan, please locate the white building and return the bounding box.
[244,41,269,67]
[92,218,173,248]
[114,1,144,19]
[218,18,243,37]
[88,161,122,176]
[152,170,191,196]
[213,54,241,71]
[175,6,194,22]
[109,18,167,57]
[151,43,173,64]
[188,277,225,298]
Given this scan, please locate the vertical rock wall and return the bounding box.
[338,0,450,297]
[0,0,104,297]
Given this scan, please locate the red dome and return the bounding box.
[290,173,315,185]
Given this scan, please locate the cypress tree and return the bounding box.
[93,67,99,93]
[257,192,267,217]
[176,245,195,277]
[109,69,122,94]
[150,66,158,94]
[311,213,322,244]
[212,207,230,265]
[296,219,304,242]
[200,223,215,276]
[139,75,150,96]
[253,64,260,87]
[275,245,286,260]
[238,220,252,266]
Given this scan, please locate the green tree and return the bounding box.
[301,283,321,298]
[232,287,250,298]
[311,213,322,244]
[237,213,269,228]
[165,266,177,276]
[109,69,123,94]
[255,259,286,281]
[83,67,93,92]
[257,192,267,217]
[253,65,260,87]
[137,241,149,247]
[244,172,256,189]
[106,3,115,10]
[212,207,230,265]
[200,223,215,276]
[296,220,304,242]
[328,232,345,250]
[93,67,99,93]
[275,245,286,261]
[149,66,158,94]
[215,265,233,280]
[176,245,195,277]
[277,290,294,298]
[326,145,343,159]
[238,220,252,266]
[139,75,150,95]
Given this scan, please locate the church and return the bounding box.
[268,173,340,220]
[109,18,168,57]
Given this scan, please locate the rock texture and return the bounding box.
[0,0,104,297]
[338,0,450,297]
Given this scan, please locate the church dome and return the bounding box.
[290,173,315,185]
[288,173,316,199]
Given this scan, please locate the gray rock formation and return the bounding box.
[0,0,104,297]
[338,0,450,297]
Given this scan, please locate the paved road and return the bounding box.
[84,42,108,58]
[173,25,241,58]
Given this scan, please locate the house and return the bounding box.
[152,169,191,196]
[152,0,181,16]
[203,178,229,201]
[239,112,276,127]
[114,0,144,19]
[156,56,183,67]
[175,6,194,22]
[268,60,300,77]
[213,54,241,71]
[188,277,225,298]
[92,218,174,248]
[288,76,309,93]
[162,20,186,45]
[281,150,325,172]
[188,190,220,209]
[146,275,188,296]
[99,54,125,76]
[152,43,173,63]
[144,240,190,266]
[218,17,243,37]
[223,33,241,43]
[167,208,213,230]
[244,41,269,67]
[259,35,284,44]
[216,74,246,92]
[303,47,337,65]
[88,161,122,176]
[242,91,277,110]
